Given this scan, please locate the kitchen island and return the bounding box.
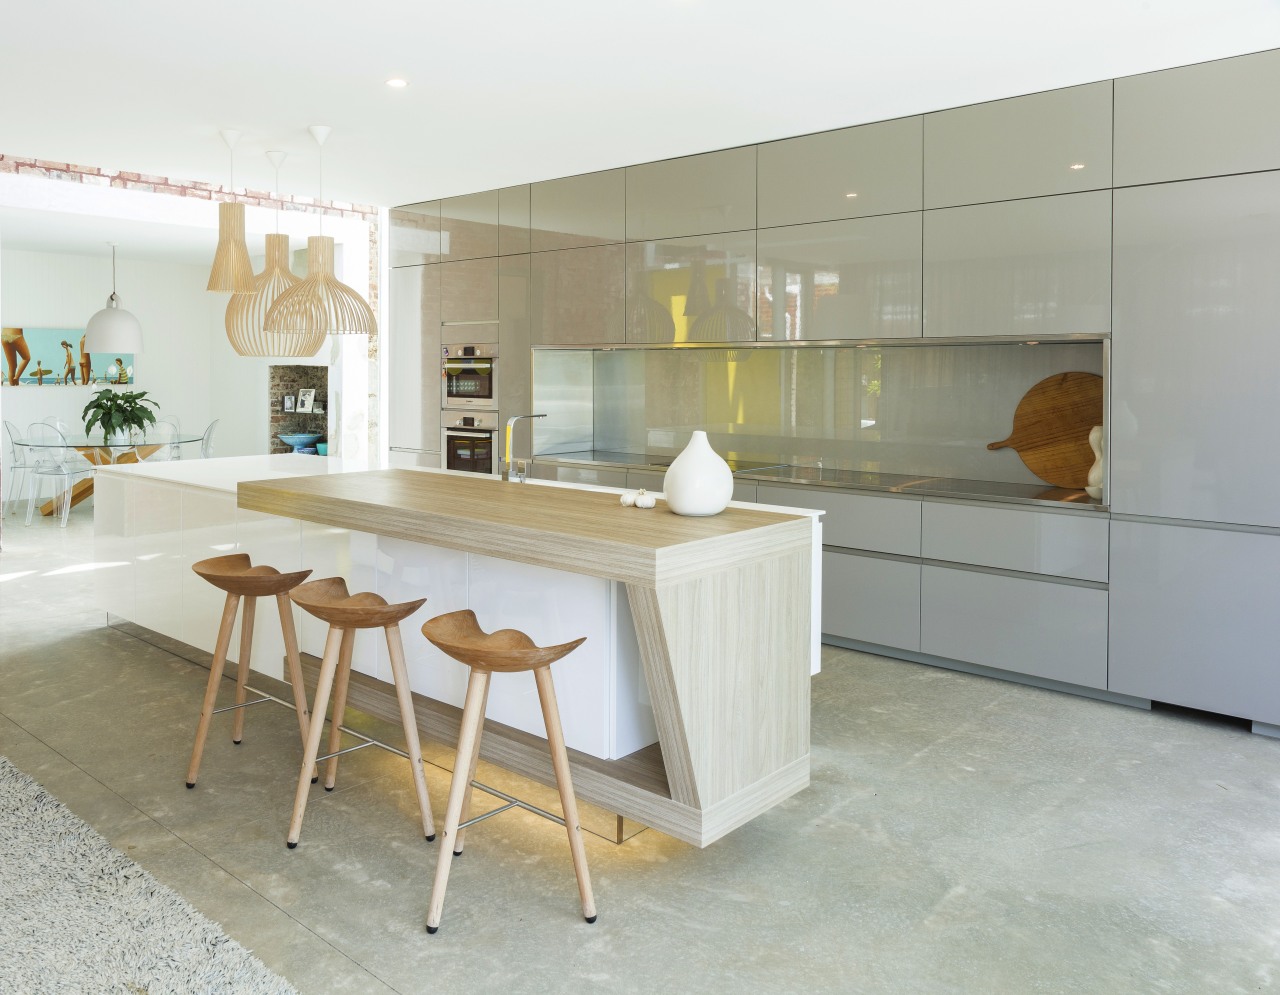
[95,456,820,846]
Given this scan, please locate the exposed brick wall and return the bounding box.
[0,154,379,223]
[268,365,329,455]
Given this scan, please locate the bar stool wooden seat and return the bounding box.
[186,554,313,789]
[286,577,436,849]
[420,608,595,933]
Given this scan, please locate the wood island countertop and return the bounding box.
[238,468,813,587]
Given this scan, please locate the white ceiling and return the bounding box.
[2,0,1280,213]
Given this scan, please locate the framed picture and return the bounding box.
[2,326,134,386]
[282,394,295,412]
[296,389,316,413]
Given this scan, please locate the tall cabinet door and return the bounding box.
[1111,171,1280,527]
[387,265,441,455]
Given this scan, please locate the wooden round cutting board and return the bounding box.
[987,372,1103,489]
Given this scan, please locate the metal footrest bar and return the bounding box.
[465,778,566,828]
[314,740,377,763]
[212,696,273,715]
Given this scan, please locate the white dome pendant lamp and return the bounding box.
[85,243,142,353]
[224,151,323,357]
[206,128,255,294]
[264,126,377,339]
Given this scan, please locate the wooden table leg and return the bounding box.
[40,477,94,517]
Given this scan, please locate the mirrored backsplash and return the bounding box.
[532,341,1105,485]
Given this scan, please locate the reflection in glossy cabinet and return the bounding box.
[498,185,531,256]
[626,148,756,241]
[757,214,922,340]
[390,202,441,267]
[529,244,625,345]
[498,254,533,455]
[531,169,625,251]
[823,550,921,651]
[924,81,1113,208]
[625,232,755,343]
[1114,49,1280,187]
[923,191,1112,338]
[440,190,499,261]
[1109,520,1280,723]
[757,484,920,556]
[1111,172,1280,527]
[757,116,923,227]
[921,502,1108,582]
[387,265,441,453]
[440,257,498,325]
[921,566,1107,690]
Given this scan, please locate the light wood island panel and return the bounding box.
[238,468,815,846]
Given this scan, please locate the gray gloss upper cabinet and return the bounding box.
[1115,49,1280,187]
[625,231,755,343]
[498,185,531,256]
[387,264,441,452]
[390,202,441,267]
[626,148,756,241]
[757,214,922,340]
[1110,171,1280,527]
[757,116,923,227]
[440,257,498,332]
[923,191,1112,338]
[924,81,1113,208]
[529,244,625,345]
[531,170,625,252]
[440,190,499,261]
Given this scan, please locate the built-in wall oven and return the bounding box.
[442,344,497,409]
[443,411,497,475]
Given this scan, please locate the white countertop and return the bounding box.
[93,454,364,494]
[94,454,819,519]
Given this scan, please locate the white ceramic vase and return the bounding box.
[663,431,734,516]
[1085,424,1105,500]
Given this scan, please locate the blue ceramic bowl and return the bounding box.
[278,433,323,451]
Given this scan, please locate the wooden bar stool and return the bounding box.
[420,609,595,933]
[286,577,436,849]
[186,554,313,788]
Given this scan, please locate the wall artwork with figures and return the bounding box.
[2,327,134,387]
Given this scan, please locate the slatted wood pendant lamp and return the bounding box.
[263,126,377,339]
[206,129,255,294]
[224,152,324,357]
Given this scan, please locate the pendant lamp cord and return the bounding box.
[111,245,118,297]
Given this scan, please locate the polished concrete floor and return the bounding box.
[3,508,1280,994]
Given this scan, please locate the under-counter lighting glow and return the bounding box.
[386,78,408,88]
[1069,163,1086,170]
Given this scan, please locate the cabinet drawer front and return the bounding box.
[757,485,921,556]
[921,502,1108,582]
[920,566,1107,689]
[823,551,920,652]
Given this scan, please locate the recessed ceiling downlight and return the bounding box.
[386,78,408,88]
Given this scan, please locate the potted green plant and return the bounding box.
[82,388,159,444]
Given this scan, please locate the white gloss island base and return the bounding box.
[94,455,821,846]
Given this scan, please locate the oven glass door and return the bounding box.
[445,432,494,474]
[443,358,495,405]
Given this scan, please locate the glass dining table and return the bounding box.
[13,432,204,517]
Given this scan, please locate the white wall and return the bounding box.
[0,247,267,471]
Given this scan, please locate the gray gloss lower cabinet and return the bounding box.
[921,566,1108,689]
[823,550,920,651]
[1109,521,1280,723]
[533,464,629,488]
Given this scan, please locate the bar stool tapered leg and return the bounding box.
[385,623,437,841]
[535,665,596,923]
[451,674,490,857]
[231,596,256,744]
[186,592,240,788]
[323,629,356,791]
[276,592,317,782]
[288,626,344,848]
[427,668,490,933]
